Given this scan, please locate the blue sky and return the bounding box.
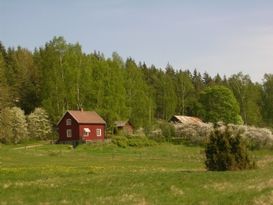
[1,0,273,82]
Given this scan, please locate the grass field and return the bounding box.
[1,142,273,205]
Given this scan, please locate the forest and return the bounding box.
[0,36,273,132]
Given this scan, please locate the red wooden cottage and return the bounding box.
[57,110,106,144]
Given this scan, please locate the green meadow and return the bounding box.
[0,143,273,205]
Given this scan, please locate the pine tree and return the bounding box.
[262,74,273,126]
[5,47,40,114]
[0,53,11,108]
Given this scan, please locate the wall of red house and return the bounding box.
[79,124,105,141]
[58,113,79,141]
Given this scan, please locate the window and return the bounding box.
[66,118,72,126]
[66,129,72,138]
[83,128,90,136]
[96,128,102,137]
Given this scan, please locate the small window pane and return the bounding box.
[66,119,72,125]
[96,129,101,137]
[66,129,72,138]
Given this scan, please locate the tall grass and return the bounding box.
[0,143,273,204]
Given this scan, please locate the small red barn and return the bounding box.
[57,110,106,144]
[114,120,134,135]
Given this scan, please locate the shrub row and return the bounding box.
[0,107,53,144]
[149,121,273,150]
[111,135,157,148]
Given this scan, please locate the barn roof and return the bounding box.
[114,120,130,127]
[60,110,106,124]
[169,115,203,125]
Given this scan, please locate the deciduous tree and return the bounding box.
[199,85,242,124]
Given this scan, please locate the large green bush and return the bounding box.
[111,135,157,148]
[205,124,255,171]
[111,136,129,148]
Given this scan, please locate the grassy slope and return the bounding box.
[0,143,273,205]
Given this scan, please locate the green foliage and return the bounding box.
[111,135,157,148]
[228,72,262,125]
[111,136,129,148]
[124,59,154,128]
[38,37,83,123]
[199,85,242,124]
[175,70,194,115]
[159,121,176,141]
[27,108,52,140]
[2,143,273,204]
[0,37,272,130]
[262,74,273,126]
[6,47,40,114]
[205,124,256,171]
[0,107,28,144]
[0,53,11,108]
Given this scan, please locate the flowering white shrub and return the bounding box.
[174,123,213,145]
[27,108,52,140]
[0,107,28,144]
[240,126,273,150]
[173,122,273,149]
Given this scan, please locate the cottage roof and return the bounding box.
[170,115,203,125]
[114,120,130,127]
[66,110,106,124]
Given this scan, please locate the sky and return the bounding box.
[1,0,273,82]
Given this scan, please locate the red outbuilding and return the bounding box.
[114,120,134,135]
[57,110,106,144]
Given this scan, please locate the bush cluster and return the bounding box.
[173,123,213,145]
[0,107,52,144]
[148,121,176,143]
[240,126,273,150]
[172,122,273,149]
[111,135,157,148]
[205,124,256,171]
[0,107,28,144]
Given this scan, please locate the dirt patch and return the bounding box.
[257,156,273,168]
[170,185,184,196]
[204,182,233,191]
[253,191,273,205]
[248,179,273,192]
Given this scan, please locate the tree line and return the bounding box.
[0,36,273,130]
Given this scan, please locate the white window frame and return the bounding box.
[66,118,72,126]
[83,128,90,137]
[96,128,102,137]
[66,129,72,138]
